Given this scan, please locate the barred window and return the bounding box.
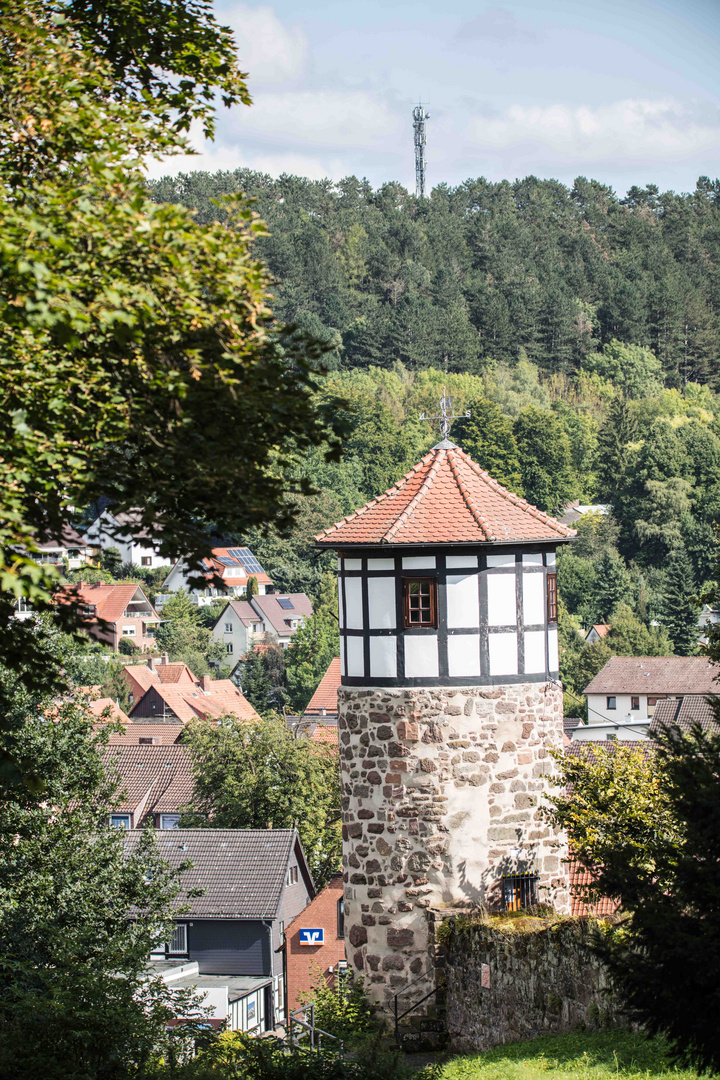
[502,873,539,912]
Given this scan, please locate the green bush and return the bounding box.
[299,970,379,1044]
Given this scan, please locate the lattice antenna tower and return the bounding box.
[413,103,430,198]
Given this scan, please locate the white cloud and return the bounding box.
[223,3,307,86]
[467,99,720,161]
[144,142,343,182]
[225,89,403,150]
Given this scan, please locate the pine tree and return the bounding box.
[659,546,700,656]
[595,396,638,497]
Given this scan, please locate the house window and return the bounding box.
[110,814,131,829]
[631,696,640,711]
[122,626,136,637]
[287,865,299,886]
[502,873,539,911]
[546,573,558,622]
[403,578,438,628]
[141,557,152,567]
[160,814,180,829]
[226,643,233,654]
[337,897,345,938]
[145,625,156,637]
[606,733,617,741]
[168,923,188,955]
[224,623,233,633]
[606,696,617,710]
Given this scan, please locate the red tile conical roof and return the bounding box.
[315,442,575,546]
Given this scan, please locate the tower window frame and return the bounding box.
[402,577,438,629]
[546,572,558,622]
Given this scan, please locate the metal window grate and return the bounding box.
[502,873,539,911]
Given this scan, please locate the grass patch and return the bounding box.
[438,1030,698,1080]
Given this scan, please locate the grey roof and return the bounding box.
[650,695,720,737]
[565,740,656,763]
[163,974,271,1001]
[103,744,194,814]
[583,656,720,696]
[250,594,313,637]
[124,828,313,919]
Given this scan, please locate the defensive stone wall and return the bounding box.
[339,683,569,1017]
[439,913,623,1051]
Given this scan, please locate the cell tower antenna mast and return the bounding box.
[413,103,430,198]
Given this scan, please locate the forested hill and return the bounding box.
[149,171,720,386]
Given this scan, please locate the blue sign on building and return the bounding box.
[299,928,325,945]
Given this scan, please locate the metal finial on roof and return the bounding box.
[419,386,470,441]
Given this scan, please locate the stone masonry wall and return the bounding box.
[441,915,623,1051]
[338,683,569,1018]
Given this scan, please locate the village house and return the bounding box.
[104,744,194,830]
[282,872,346,1014]
[126,829,315,1032]
[579,655,719,741]
[128,673,260,725]
[85,508,173,570]
[122,654,198,707]
[56,581,160,652]
[160,547,273,607]
[584,624,610,644]
[34,524,94,570]
[213,593,313,657]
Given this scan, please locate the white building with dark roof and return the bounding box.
[85,508,173,570]
[579,656,720,741]
[160,547,273,607]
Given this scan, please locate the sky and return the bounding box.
[148,0,720,197]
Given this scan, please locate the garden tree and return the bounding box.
[182,715,341,886]
[571,511,621,560]
[595,396,638,497]
[245,575,258,601]
[155,590,226,675]
[0,653,201,1078]
[658,546,700,656]
[557,551,600,627]
[99,546,122,577]
[237,645,288,715]
[513,405,576,513]
[605,602,674,657]
[0,2,342,702]
[546,725,720,1073]
[451,398,523,493]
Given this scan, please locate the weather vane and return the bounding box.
[419,386,470,441]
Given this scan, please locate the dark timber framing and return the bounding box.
[334,544,560,688]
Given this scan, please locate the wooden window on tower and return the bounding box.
[403,578,438,628]
[546,573,558,622]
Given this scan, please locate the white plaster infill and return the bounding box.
[571,716,651,741]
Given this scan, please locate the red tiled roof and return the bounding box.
[88,697,131,723]
[587,624,610,639]
[569,861,619,918]
[583,656,719,696]
[304,658,341,718]
[315,442,575,546]
[130,681,260,724]
[310,724,339,745]
[103,722,184,746]
[104,744,195,815]
[56,582,159,624]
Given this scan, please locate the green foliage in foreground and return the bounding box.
[149,1030,419,1080]
[181,715,342,886]
[546,726,720,1073]
[439,1030,698,1080]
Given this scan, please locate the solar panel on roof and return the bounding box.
[227,548,264,573]
[277,597,294,610]
[217,557,236,565]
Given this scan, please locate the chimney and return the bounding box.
[161,652,169,665]
[147,656,156,671]
[200,675,212,692]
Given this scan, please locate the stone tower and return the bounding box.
[315,440,574,1016]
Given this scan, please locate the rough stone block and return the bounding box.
[349,925,368,947]
[397,721,420,742]
[387,928,415,948]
